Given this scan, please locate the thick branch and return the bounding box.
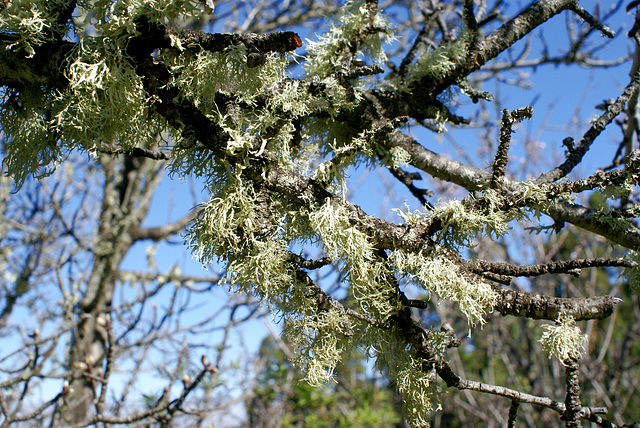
[493,288,620,321]
[421,0,577,98]
[467,257,636,278]
[384,129,640,249]
[562,358,583,427]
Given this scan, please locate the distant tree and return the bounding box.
[247,333,402,427]
[1,1,640,427]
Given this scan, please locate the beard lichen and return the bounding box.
[392,250,496,327]
[285,308,355,387]
[310,198,399,319]
[375,330,448,426]
[304,0,393,80]
[0,1,55,57]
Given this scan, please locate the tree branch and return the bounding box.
[130,211,197,242]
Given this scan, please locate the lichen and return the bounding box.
[304,1,393,80]
[0,1,55,57]
[285,308,353,386]
[538,313,588,365]
[392,250,496,327]
[395,30,472,90]
[375,331,448,426]
[310,198,399,319]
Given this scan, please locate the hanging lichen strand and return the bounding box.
[1,0,639,426]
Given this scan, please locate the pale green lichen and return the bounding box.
[0,90,61,188]
[538,313,588,365]
[167,44,317,175]
[395,356,440,426]
[309,198,373,262]
[393,250,496,326]
[167,44,288,111]
[187,178,258,263]
[285,309,353,386]
[392,202,424,225]
[0,1,55,57]
[387,146,411,169]
[55,38,166,153]
[304,1,393,79]
[309,199,399,319]
[77,0,206,36]
[395,30,471,90]
[225,239,300,308]
[427,190,519,248]
[375,331,448,426]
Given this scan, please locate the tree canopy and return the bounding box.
[1,0,640,426]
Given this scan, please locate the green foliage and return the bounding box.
[248,336,402,427]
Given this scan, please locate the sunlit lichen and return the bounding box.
[431,193,512,247]
[375,331,447,426]
[392,202,424,225]
[310,198,398,318]
[396,356,441,425]
[285,309,353,386]
[392,250,496,326]
[395,30,471,90]
[188,178,258,263]
[78,0,206,36]
[0,1,54,57]
[304,1,393,79]
[538,313,588,365]
[55,38,166,152]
